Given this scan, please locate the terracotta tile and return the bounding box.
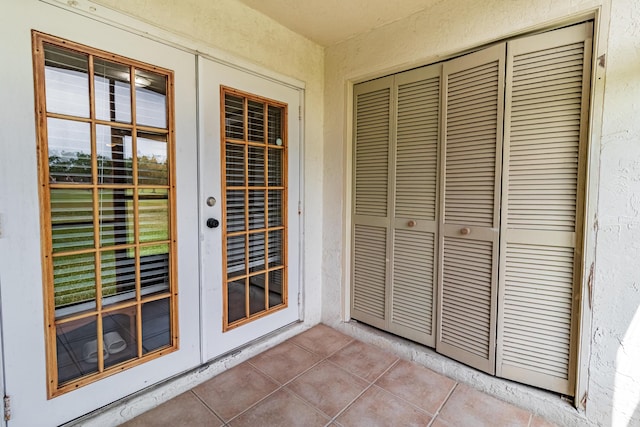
[329,340,398,381]
[376,359,455,414]
[121,392,223,427]
[289,324,353,357]
[192,362,279,421]
[249,340,322,384]
[229,388,329,427]
[438,384,531,427]
[531,415,559,427]
[429,417,454,427]
[336,385,432,427]
[286,360,369,417]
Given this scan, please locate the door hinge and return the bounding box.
[587,262,594,309]
[4,395,10,421]
[298,105,302,121]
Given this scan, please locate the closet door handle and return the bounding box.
[460,227,471,235]
[407,220,417,228]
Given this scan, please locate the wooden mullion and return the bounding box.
[220,87,230,330]
[46,112,92,123]
[282,104,289,307]
[243,96,250,320]
[54,310,98,325]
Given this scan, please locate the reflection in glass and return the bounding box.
[248,190,266,230]
[268,190,283,227]
[248,100,264,142]
[101,250,136,305]
[249,273,266,315]
[95,59,131,123]
[248,232,266,273]
[44,44,90,118]
[142,298,171,354]
[248,146,265,186]
[140,243,170,295]
[56,316,99,384]
[227,235,245,278]
[227,279,247,323]
[139,189,168,243]
[268,229,283,269]
[226,143,245,186]
[99,188,133,247]
[268,269,284,308]
[53,253,96,314]
[268,106,283,145]
[225,94,244,140]
[48,118,92,183]
[137,132,168,185]
[96,126,133,184]
[51,188,94,252]
[226,190,245,232]
[103,307,137,368]
[135,70,167,128]
[268,148,283,187]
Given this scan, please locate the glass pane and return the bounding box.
[268,148,283,187]
[99,188,133,247]
[140,243,170,295]
[268,269,284,308]
[51,188,94,252]
[268,229,283,268]
[249,232,266,273]
[44,44,89,118]
[248,146,265,186]
[268,105,283,146]
[248,190,265,230]
[226,190,246,232]
[249,273,266,315]
[268,190,283,227]
[135,70,167,128]
[101,250,136,305]
[225,94,244,140]
[226,143,245,187]
[142,298,172,354]
[248,100,264,142]
[48,118,91,183]
[227,234,245,278]
[94,59,131,123]
[56,316,98,384]
[54,253,96,316]
[103,306,137,367]
[138,131,168,185]
[139,189,169,243]
[96,126,133,184]
[227,279,246,323]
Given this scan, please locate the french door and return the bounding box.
[198,57,301,361]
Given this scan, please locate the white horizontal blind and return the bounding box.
[352,77,393,328]
[497,23,593,395]
[389,65,440,346]
[437,44,504,374]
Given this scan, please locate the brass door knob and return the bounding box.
[407,220,417,227]
[460,227,471,235]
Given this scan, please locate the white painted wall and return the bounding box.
[92,0,326,325]
[322,0,640,426]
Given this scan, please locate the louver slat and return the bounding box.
[497,23,592,395]
[355,88,390,217]
[437,44,504,375]
[353,225,387,322]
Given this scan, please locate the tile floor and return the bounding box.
[123,324,558,427]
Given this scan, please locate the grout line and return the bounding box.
[527,412,533,427]
[426,382,459,426]
[188,390,226,424]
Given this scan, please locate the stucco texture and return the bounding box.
[322,0,640,426]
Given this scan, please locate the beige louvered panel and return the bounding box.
[497,23,592,395]
[352,225,387,326]
[355,86,391,217]
[437,44,504,375]
[395,74,439,220]
[390,229,435,343]
[441,237,493,358]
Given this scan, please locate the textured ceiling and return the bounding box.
[236,0,440,46]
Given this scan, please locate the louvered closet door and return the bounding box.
[388,65,440,346]
[352,77,393,329]
[496,23,593,395]
[437,44,505,374]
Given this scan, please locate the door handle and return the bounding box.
[206,218,220,229]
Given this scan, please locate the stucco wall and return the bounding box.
[322,0,640,425]
[92,0,325,325]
